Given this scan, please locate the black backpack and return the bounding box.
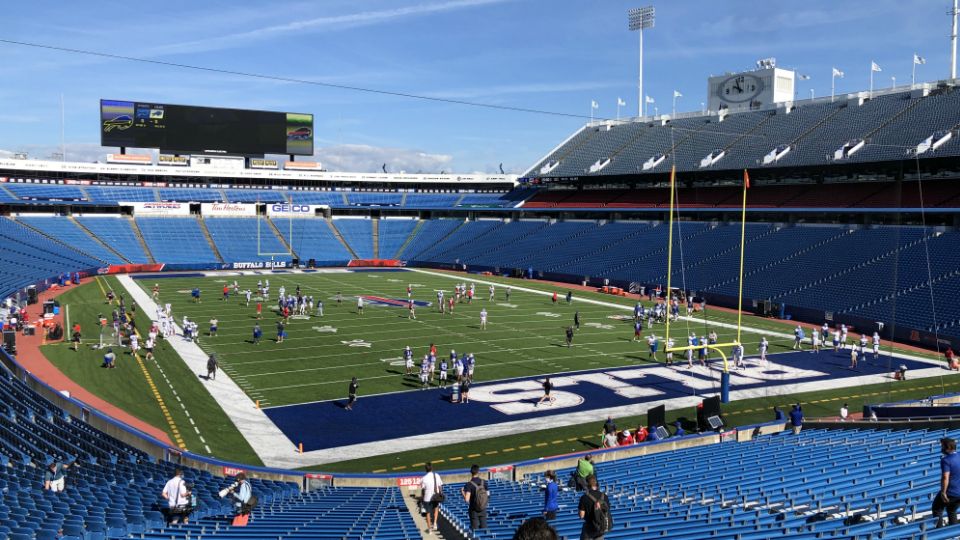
[586,491,613,533]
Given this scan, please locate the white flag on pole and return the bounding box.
[673,90,683,98]
[617,97,626,106]
[591,100,599,109]
[871,61,882,72]
[832,67,845,78]
[645,96,655,104]
[914,54,926,65]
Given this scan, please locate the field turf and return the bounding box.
[38,268,957,471]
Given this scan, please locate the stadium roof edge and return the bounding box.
[0,158,518,186]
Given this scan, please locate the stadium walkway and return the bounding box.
[115,275,299,468]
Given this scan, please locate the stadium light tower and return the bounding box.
[629,6,655,118]
[952,0,959,79]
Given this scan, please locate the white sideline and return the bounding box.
[116,271,948,469]
[116,275,296,467]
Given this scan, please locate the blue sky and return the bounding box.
[0,0,952,173]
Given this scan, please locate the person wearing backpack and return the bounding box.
[578,474,612,540]
[421,463,444,533]
[462,464,489,530]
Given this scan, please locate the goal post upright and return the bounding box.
[662,167,751,403]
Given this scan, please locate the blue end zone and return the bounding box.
[263,349,933,452]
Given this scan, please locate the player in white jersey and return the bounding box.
[665,338,675,365]
[479,308,488,330]
[455,357,465,381]
[840,324,848,349]
[811,329,820,352]
[872,332,881,360]
[245,289,252,306]
[733,343,744,369]
[419,357,430,389]
[832,330,841,351]
[821,322,829,342]
[759,337,769,365]
[437,290,445,313]
[859,334,868,359]
[403,346,414,376]
[489,285,495,301]
[129,333,139,354]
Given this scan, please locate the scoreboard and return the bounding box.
[100,100,314,156]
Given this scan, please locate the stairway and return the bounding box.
[372,217,380,259]
[266,217,298,259]
[70,216,131,263]
[128,217,156,263]
[196,216,225,263]
[326,218,359,259]
[394,220,423,259]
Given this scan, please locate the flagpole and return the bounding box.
[831,72,836,102]
[664,165,676,347]
[869,64,874,97]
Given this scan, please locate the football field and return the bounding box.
[137,268,788,409]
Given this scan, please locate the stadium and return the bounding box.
[3,2,960,539]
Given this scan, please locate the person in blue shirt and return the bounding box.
[673,421,685,437]
[789,404,803,435]
[773,406,785,421]
[542,470,560,520]
[934,437,960,527]
[647,425,661,442]
[252,323,262,345]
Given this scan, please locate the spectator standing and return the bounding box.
[462,464,488,531]
[162,468,189,524]
[933,437,960,527]
[773,406,785,421]
[839,403,849,422]
[578,474,611,540]
[421,463,443,533]
[789,404,804,435]
[542,470,559,520]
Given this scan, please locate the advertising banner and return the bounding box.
[158,155,189,166]
[266,203,327,217]
[121,201,190,216]
[283,161,322,170]
[249,158,279,170]
[201,203,257,217]
[106,154,152,165]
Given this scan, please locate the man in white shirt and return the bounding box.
[421,463,443,533]
[162,468,189,524]
[840,403,849,422]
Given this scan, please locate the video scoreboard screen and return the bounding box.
[100,100,314,156]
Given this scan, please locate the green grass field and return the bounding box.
[37,269,958,472]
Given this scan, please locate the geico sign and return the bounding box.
[274,204,310,212]
[270,204,313,213]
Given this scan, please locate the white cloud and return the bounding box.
[0,143,152,163]
[152,0,514,55]
[313,144,454,173]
